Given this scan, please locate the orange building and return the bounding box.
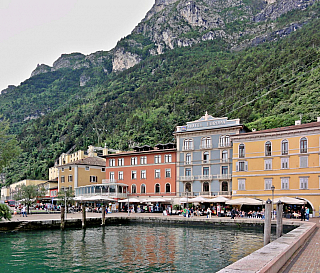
[104,144,176,198]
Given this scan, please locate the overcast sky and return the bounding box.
[0,0,154,92]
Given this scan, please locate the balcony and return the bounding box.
[216,174,232,180]
[182,146,194,151]
[196,175,213,181]
[179,176,194,181]
[102,179,118,183]
[220,159,230,163]
[200,144,212,150]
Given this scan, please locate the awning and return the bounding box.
[188,196,210,203]
[226,198,265,206]
[140,198,170,203]
[118,198,141,203]
[75,196,116,202]
[273,197,306,205]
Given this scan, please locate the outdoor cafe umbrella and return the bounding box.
[118,198,141,203]
[273,197,305,205]
[206,196,230,203]
[188,196,210,203]
[84,195,115,202]
[140,197,168,203]
[226,198,265,206]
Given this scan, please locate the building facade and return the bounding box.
[231,120,320,216]
[174,112,248,198]
[57,157,106,192]
[103,144,176,199]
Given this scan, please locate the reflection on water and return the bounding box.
[1,223,279,273]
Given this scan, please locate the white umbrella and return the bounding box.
[85,195,115,201]
[207,196,230,203]
[188,196,210,203]
[118,198,141,203]
[141,198,168,203]
[273,197,305,205]
[179,197,188,203]
[74,196,85,201]
[226,198,265,206]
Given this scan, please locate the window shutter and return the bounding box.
[245,161,248,171]
[236,162,239,172]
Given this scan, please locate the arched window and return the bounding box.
[265,141,272,156]
[203,182,209,192]
[141,184,146,194]
[222,181,228,192]
[281,140,288,155]
[300,137,307,153]
[131,184,136,194]
[222,150,228,162]
[219,135,230,147]
[183,139,193,150]
[203,151,209,163]
[155,184,160,193]
[185,182,191,193]
[165,183,171,193]
[201,137,211,149]
[239,144,245,158]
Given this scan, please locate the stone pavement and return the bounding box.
[281,217,320,273]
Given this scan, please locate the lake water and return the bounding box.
[1,223,281,273]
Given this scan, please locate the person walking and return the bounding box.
[300,206,305,221]
[305,207,310,221]
[21,205,27,217]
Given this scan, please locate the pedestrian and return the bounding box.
[300,206,305,221]
[21,206,27,217]
[305,207,310,221]
[231,208,235,219]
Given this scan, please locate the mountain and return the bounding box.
[1,0,320,184]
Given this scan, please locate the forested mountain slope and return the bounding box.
[1,1,320,184]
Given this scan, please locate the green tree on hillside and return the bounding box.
[0,118,21,173]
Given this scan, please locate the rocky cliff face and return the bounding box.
[29,0,318,80]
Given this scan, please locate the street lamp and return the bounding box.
[271,185,275,219]
[186,188,189,209]
[127,188,130,216]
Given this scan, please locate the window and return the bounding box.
[109,159,115,167]
[281,158,289,169]
[154,155,161,164]
[141,184,146,194]
[85,166,90,171]
[221,150,228,162]
[186,153,191,165]
[265,141,272,156]
[300,177,308,189]
[155,184,160,193]
[220,135,230,147]
[201,137,211,149]
[236,161,248,172]
[101,167,106,172]
[118,158,124,166]
[165,169,171,178]
[140,156,147,165]
[203,182,209,192]
[131,184,136,194]
[203,152,209,163]
[264,179,272,190]
[165,183,171,193]
[131,171,137,180]
[131,157,138,165]
[68,175,73,182]
[281,140,288,155]
[185,182,192,192]
[165,154,172,163]
[90,176,98,183]
[239,144,245,158]
[155,169,160,179]
[300,156,308,168]
[118,171,123,180]
[185,168,191,177]
[264,159,272,170]
[281,178,289,190]
[109,172,115,180]
[69,166,72,171]
[183,139,193,150]
[222,181,228,192]
[61,176,65,183]
[61,168,64,172]
[203,167,209,176]
[221,166,228,174]
[300,137,308,153]
[141,170,146,179]
[238,179,245,190]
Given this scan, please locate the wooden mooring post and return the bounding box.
[81,204,86,229]
[264,198,272,246]
[101,204,106,226]
[276,201,283,238]
[60,206,65,230]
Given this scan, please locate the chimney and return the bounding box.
[295,120,301,125]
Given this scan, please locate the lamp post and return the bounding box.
[186,189,189,209]
[127,188,130,216]
[271,185,275,219]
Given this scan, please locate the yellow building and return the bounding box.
[8,179,47,200]
[57,157,106,192]
[231,120,320,217]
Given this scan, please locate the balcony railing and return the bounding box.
[200,144,212,150]
[218,143,232,148]
[216,174,232,180]
[177,191,232,197]
[220,159,230,163]
[103,179,118,183]
[179,176,194,181]
[182,146,194,151]
[196,175,213,180]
